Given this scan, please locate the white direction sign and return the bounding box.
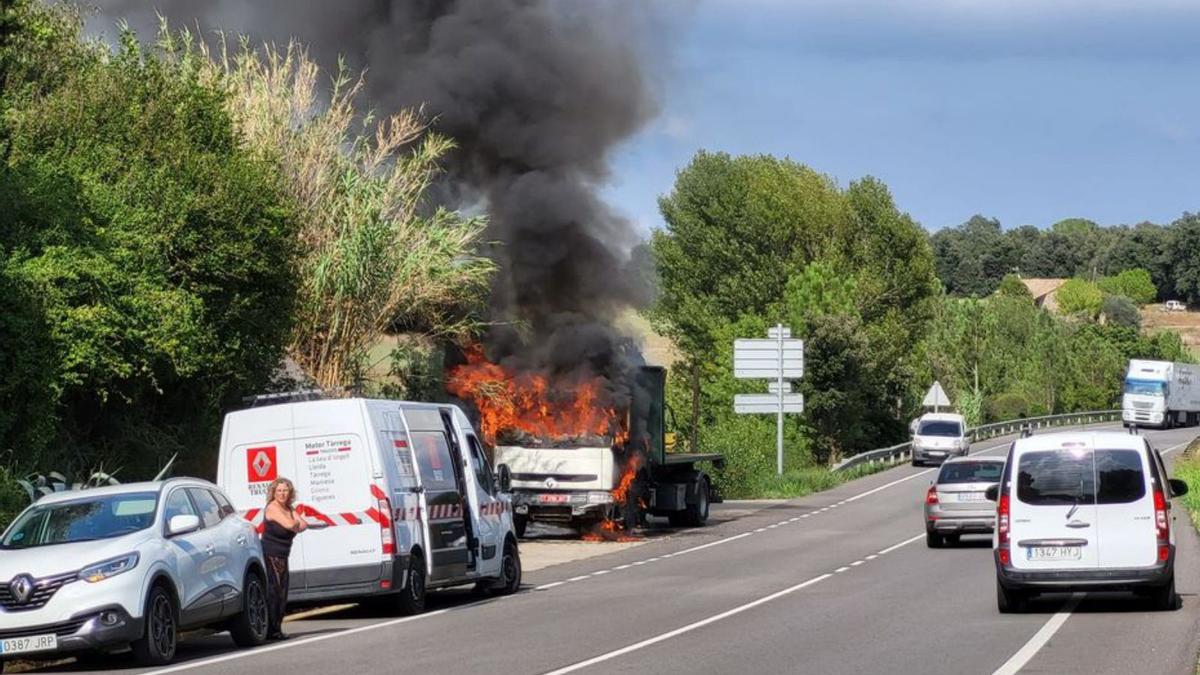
[735,393,804,414]
[923,381,952,409]
[768,381,792,394]
[733,339,804,379]
[767,325,791,339]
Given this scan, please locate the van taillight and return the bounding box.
[997,493,1011,565]
[925,486,939,505]
[378,496,396,556]
[1154,489,1169,543]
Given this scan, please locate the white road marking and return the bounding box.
[614,564,632,570]
[541,531,928,675]
[850,560,865,566]
[141,605,461,675]
[834,566,850,573]
[878,533,925,555]
[991,593,1085,675]
[592,570,610,576]
[568,575,589,582]
[865,554,878,560]
[535,581,566,591]
[540,574,832,675]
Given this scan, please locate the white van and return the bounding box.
[989,430,1188,613]
[911,412,969,466]
[217,397,521,614]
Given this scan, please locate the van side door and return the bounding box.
[464,431,504,578]
[410,424,470,581]
[1094,444,1157,568]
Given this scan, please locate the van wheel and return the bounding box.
[229,571,269,647]
[1151,577,1179,611]
[132,584,178,665]
[495,539,522,596]
[997,580,1026,613]
[397,557,427,616]
[926,531,943,548]
[513,515,528,539]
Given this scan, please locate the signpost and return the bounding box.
[733,323,804,475]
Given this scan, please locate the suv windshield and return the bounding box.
[938,461,1003,484]
[1,492,158,549]
[918,421,963,437]
[1125,379,1165,397]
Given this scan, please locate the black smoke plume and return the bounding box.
[92,0,659,382]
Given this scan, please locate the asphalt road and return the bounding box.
[24,424,1200,675]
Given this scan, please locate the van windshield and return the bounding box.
[1017,449,1147,506]
[1018,450,1095,505]
[1125,379,1166,397]
[918,421,962,437]
[1,492,158,549]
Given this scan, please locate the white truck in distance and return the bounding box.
[1122,359,1200,429]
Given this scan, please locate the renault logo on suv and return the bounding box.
[9,574,34,604]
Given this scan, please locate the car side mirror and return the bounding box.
[167,514,201,537]
[496,464,512,493]
[1169,478,1189,498]
[985,484,1000,502]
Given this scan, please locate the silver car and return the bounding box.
[924,457,1005,548]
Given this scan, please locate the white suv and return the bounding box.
[0,478,268,667]
[989,430,1188,613]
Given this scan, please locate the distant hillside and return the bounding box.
[1141,306,1200,357]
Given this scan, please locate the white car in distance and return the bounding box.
[0,478,269,667]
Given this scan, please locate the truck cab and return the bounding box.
[494,366,722,537]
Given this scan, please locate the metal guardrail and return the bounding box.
[830,409,1122,473]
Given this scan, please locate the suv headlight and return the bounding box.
[80,553,139,583]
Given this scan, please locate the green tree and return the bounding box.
[1,13,298,474]
[995,273,1033,299]
[1098,268,1156,305]
[1056,279,1104,317]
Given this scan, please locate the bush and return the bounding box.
[0,467,29,532]
[1101,295,1141,329]
[987,392,1029,422]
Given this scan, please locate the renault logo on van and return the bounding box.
[246,445,278,482]
[9,575,34,604]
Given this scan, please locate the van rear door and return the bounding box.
[1009,438,1100,570]
[1095,445,1157,568]
[220,404,307,587]
[290,401,382,588]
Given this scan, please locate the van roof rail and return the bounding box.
[1019,424,1033,439]
[1127,424,1139,435]
[241,389,329,408]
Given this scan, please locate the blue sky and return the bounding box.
[602,0,1200,234]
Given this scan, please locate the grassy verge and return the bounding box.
[1171,439,1200,530]
[710,459,898,501]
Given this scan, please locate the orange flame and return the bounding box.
[446,345,627,447]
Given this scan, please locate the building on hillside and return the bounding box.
[1020,278,1068,312]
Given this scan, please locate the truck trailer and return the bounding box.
[493,366,723,536]
[1122,359,1200,429]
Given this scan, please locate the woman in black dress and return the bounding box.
[262,477,306,640]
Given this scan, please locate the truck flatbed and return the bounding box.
[661,452,725,466]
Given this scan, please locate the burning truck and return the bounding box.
[447,347,724,538]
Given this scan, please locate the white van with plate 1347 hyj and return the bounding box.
[988,430,1188,613]
[217,393,522,615]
